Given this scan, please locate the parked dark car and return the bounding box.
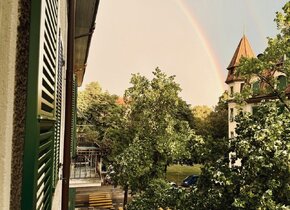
[181,175,199,187]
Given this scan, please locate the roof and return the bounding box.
[225,35,255,84]
[227,35,255,70]
[74,0,100,87]
[116,97,125,105]
[246,85,290,103]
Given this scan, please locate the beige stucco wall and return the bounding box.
[228,102,236,138]
[228,101,255,138]
[52,181,63,210]
[227,81,243,138]
[228,81,244,98]
[0,1,19,209]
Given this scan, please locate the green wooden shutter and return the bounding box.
[71,75,77,158]
[22,0,59,209]
[53,35,63,188]
[69,188,76,210]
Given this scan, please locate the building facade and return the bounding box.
[0,0,99,209]
[226,35,288,139]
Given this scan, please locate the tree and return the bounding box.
[127,179,191,210]
[176,99,195,129]
[183,93,229,165]
[201,93,229,163]
[110,68,194,208]
[232,102,289,208]
[191,3,290,209]
[77,82,125,157]
[192,105,212,136]
[207,92,229,140]
[191,93,228,140]
[193,102,290,209]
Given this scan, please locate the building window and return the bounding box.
[230,108,234,122]
[252,106,258,115]
[230,131,234,138]
[240,83,244,92]
[230,86,234,97]
[278,104,285,115]
[277,75,287,91]
[252,81,260,95]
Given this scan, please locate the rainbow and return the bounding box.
[175,0,226,92]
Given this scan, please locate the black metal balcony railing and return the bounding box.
[70,147,100,179]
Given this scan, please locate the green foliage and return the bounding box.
[207,93,229,140]
[77,82,125,157]
[192,93,228,140]
[192,105,212,121]
[176,99,195,129]
[233,102,290,209]
[127,179,191,210]
[110,68,195,195]
[193,102,290,210]
[184,93,229,165]
[192,105,212,136]
[128,103,290,210]
[112,137,152,192]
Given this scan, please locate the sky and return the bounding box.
[82,0,287,106]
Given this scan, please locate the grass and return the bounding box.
[166,164,202,185]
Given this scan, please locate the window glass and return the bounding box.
[240,83,244,92]
[230,108,234,122]
[252,81,260,95]
[252,106,259,115]
[230,86,234,97]
[277,75,287,91]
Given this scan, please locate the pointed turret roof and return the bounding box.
[225,35,255,84]
[227,35,255,70]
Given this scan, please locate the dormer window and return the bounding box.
[277,75,287,91]
[252,81,260,95]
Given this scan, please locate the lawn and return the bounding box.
[166,164,202,185]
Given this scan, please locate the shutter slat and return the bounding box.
[22,0,59,209]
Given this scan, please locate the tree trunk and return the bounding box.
[151,151,160,178]
[164,164,167,178]
[123,185,128,210]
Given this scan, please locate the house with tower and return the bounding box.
[225,35,288,139]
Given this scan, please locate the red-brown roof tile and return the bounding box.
[227,35,255,69]
[225,35,256,84]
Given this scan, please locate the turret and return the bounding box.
[226,35,255,138]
